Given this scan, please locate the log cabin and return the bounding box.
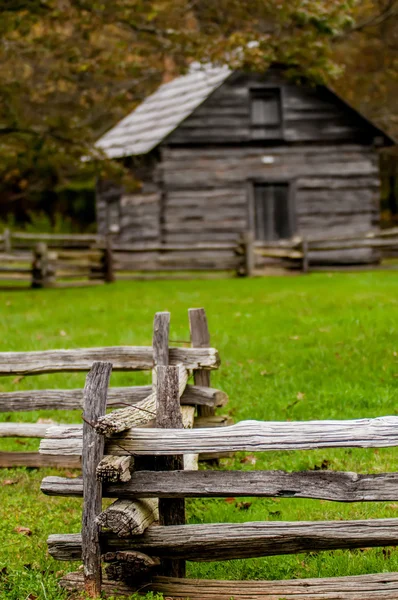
[96,64,394,266]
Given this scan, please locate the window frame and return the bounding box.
[106,198,121,234]
[247,178,297,242]
[249,86,285,141]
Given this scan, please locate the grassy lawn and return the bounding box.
[1,273,398,598]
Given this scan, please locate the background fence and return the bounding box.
[0,309,229,468]
[40,313,398,599]
[3,227,398,286]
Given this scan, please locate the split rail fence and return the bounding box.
[0,308,229,468]
[3,227,398,285]
[39,317,398,599]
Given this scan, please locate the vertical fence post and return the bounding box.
[243,231,254,277]
[31,242,55,288]
[104,235,115,283]
[189,308,213,419]
[301,237,309,274]
[152,311,186,578]
[82,362,112,598]
[3,228,11,254]
[156,365,185,578]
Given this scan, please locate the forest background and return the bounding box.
[0,0,397,231]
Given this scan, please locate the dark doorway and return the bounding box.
[253,182,294,241]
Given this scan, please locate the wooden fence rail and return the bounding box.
[0,308,228,469]
[40,322,398,599]
[3,227,398,283]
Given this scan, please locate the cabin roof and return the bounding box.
[97,64,231,158]
[96,64,394,159]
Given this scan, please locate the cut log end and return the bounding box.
[96,499,159,537]
[96,456,132,483]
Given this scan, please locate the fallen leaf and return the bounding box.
[59,330,67,337]
[27,594,38,600]
[269,510,281,517]
[240,455,257,465]
[2,479,17,486]
[15,440,27,446]
[224,497,236,504]
[37,418,56,424]
[296,392,305,400]
[260,370,274,377]
[387,504,398,510]
[5,301,11,307]
[12,376,24,384]
[36,334,43,340]
[15,526,32,536]
[394,352,398,357]
[289,336,300,340]
[319,328,330,333]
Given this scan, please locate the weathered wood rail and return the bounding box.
[0,308,227,469]
[4,226,398,284]
[41,324,398,599]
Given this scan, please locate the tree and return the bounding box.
[0,0,357,225]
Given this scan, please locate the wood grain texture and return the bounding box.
[96,498,158,537]
[189,308,214,420]
[40,417,398,456]
[155,351,186,577]
[96,456,132,483]
[48,517,398,562]
[60,571,398,600]
[0,346,220,375]
[153,312,170,366]
[0,384,227,412]
[41,469,398,502]
[103,551,160,583]
[82,362,112,597]
[0,423,54,437]
[1,452,81,469]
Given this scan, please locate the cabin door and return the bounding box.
[252,182,294,241]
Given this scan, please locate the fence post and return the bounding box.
[104,235,115,283]
[3,228,11,253]
[301,237,309,274]
[189,308,214,420]
[31,242,55,288]
[152,311,186,578]
[82,362,112,598]
[243,231,254,277]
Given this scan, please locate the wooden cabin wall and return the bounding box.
[96,154,162,244]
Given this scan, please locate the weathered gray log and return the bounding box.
[0,346,220,376]
[1,452,81,469]
[0,423,54,437]
[31,242,55,288]
[47,517,398,562]
[96,499,158,537]
[153,312,170,366]
[82,362,112,597]
[40,416,398,456]
[58,570,398,600]
[41,469,398,502]
[95,363,188,435]
[103,551,160,583]
[0,384,227,412]
[243,231,255,276]
[189,308,214,420]
[96,456,132,483]
[155,351,186,577]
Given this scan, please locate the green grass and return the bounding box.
[1,273,398,598]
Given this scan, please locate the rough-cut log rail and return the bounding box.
[103,551,160,584]
[40,417,398,456]
[1,452,81,469]
[0,423,54,437]
[41,469,398,502]
[59,571,398,600]
[96,456,132,483]
[0,385,227,412]
[0,346,220,375]
[96,499,159,537]
[48,517,398,562]
[95,363,189,435]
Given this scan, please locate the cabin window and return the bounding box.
[250,88,283,139]
[253,182,294,241]
[106,199,120,234]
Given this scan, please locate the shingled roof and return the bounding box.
[96,63,231,158]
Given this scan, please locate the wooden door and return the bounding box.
[253,182,294,241]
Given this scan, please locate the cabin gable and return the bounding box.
[166,70,389,147]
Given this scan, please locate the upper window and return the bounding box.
[250,88,283,139]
